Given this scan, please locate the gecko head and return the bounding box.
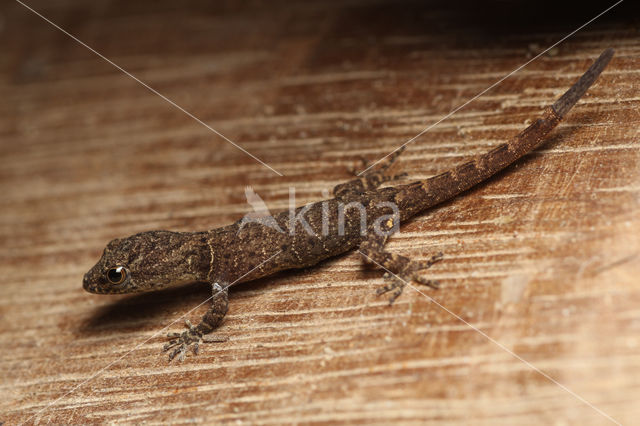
[83,231,210,294]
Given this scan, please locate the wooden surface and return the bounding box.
[2,1,639,424]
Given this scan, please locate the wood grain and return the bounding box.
[1,1,639,424]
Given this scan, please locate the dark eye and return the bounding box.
[106,266,127,284]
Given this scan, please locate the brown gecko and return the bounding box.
[83,49,614,361]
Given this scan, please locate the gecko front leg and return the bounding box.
[163,282,229,361]
[360,217,442,304]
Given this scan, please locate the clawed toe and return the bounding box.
[412,252,443,271]
[163,338,181,351]
[376,283,393,296]
[376,275,406,304]
[414,276,439,289]
[348,155,370,175]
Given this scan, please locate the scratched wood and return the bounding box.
[1,0,639,424]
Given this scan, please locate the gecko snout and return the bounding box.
[82,273,91,291]
[83,271,101,293]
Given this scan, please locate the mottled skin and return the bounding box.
[84,49,614,361]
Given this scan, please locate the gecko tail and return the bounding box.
[395,48,614,220]
[552,48,614,118]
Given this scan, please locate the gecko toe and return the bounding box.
[409,253,443,273]
[168,344,186,361]
[347,155,370,176]
[163,339,180,351]
[377,275,406,303]
[414,276,439,289]
[388,288,404,305]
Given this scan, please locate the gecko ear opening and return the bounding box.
[106,266,128,285]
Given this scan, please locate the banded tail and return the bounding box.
[397,48,614,219]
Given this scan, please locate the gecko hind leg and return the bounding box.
[163,283,229,361]
[360,217,442,304]
[334,146,408,198]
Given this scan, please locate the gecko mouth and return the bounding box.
[83,275,98,293]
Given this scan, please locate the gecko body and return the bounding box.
[83,49,614,360]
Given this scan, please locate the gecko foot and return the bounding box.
[347,155,370,176]
[377,252,443,304]
[335,147,409,198]
[348,156,408,183]
[347,150,408,182]
[163,320,228,361]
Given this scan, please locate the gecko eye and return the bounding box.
[106,266,128,285]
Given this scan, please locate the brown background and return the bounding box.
[1,0,639,424]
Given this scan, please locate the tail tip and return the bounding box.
[552,48,615,117]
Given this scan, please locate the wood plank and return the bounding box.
[2,1,639,424]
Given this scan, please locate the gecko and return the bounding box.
[83,49,614,361]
